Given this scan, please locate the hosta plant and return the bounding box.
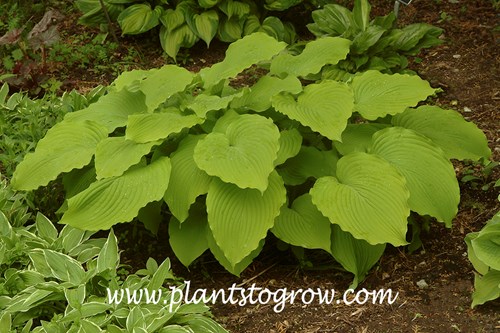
[75,0,298,59]
[307,0,443,77]
[12,33,491,287]
[465,204,500,308]
[0,199,227,332]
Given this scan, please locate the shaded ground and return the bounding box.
[2,0,499,332]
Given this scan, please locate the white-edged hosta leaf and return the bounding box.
[311,152,410,246]
[194,113,280,192]
[330,224,386,289]
[206,171,286,266]
[334,123,389,155]
[275,129,302,166]
[139,65,194,111]
[471,270,500,308]
[126,110,202,143]
[273,80,353,141]
[12,120,107,191]
[35,213,58,242]
[64,88,148,132]
[95,137,160,179]
[352,70,436,120]
[96,229,119,273]
[270,37,351,77]
[60,157,171,230]
[199,32,286,88]
[118,4,162,35]
[272,194,331,252]
[278,146,338,185]
[207,230,265,276]
[168,202,209,267]
[231,75,303,112]
[370,127,459,226]
[165,135,212,222]
[392,106,491,160]
[43,249,86,285]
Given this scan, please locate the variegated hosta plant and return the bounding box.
[12,33,491,287]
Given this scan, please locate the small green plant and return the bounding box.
[438,11,453,23]
[465,206,500,308]
[0,186,227,332]
[307,0,443,76]
[11,32,491,288]
[460,160,499,191]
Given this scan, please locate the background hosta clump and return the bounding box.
[12,32,491,287]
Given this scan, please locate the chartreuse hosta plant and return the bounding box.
[0,198,227,332]
[465,205,500,308]
[12,33,491,287]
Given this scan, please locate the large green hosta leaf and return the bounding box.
[470,221,500,271]
[165,135,212,222]
[187,93,239,118]
[95,137,160,179]
[199,32,286,88]
[64,88,148,132]
[231,75,303,112]
[274,129,302,166]
[311,152,410,246]
[471,270,500,308]
[194,113,280,191]
[272,80,353,141]
[352,70,436,120]
[370,127,459,226]
[330,224,386,289]
[270,37,351,77]
[126,110,202,143]
[206,172,286,267]
[12,120,108,191]
[169,202,209,267]
[392,106,491,160]
[60,157,171,230]
[118,4,162,35]
[334,123,389,155]
[272,194,331,252]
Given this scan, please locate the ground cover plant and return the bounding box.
[11,30,492,290]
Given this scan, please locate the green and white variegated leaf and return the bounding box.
[392,106,491,160]
[194,113,280,192]
[169,202,209,267]
[60,157,171,230]
[351,70,436,120]
[311,152,410,246]
[199,32,286,88]
[12,120,107,191]
[64,88,148,132]
[370,127,459,226]
[118,4,162,35]
[217,0,250,19]
[272,194,331,252]
[334,123,389,156]
[217,16,244,42]
[139,65,194,111]
[270,37,351,77]
[187,93,238,118]
[278,146,338,185]
[160,23,199,61]
[165,135,212,222]
[186,10,219,47]
[96,229,119,273]
[231,75,303,112]
[272,80,353,141]
[35,213,58,243]
[95,137,160,179]
[471,270,500,308]
[330,224,386,289]
[206,171,286,267]
[126,109,202,143]
[178,316,228,333]
[275,129,302,166]
[207,228,265,276]
[43,249,86,285]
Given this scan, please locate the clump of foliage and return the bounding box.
[0,182,227,332]
[75,0,305,59]
[12,32,491,287]
[307,0,443,77]
[465,204,500,308]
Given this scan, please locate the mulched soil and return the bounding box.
[3,0,499,332]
